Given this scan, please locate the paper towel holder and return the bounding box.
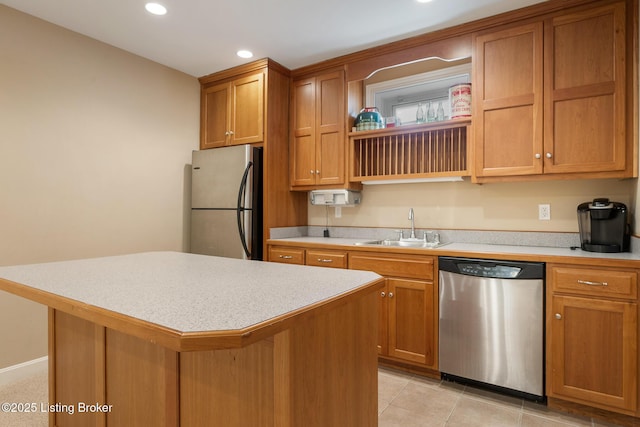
[309,189,361,206]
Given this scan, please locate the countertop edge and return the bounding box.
[177,276,385,351]
[267,238,640,268]
[0,274,385,352]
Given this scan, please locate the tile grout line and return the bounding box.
[442,383,467,425]
[378,371,413,417]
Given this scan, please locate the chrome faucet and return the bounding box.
[408,208,416,239]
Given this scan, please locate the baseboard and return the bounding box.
[0,356,48,387]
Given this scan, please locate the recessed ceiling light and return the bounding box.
[237,50,254,59]
[145,3,167,15]
[416,0,433,3]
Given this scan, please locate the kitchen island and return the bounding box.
[0,251,384,427]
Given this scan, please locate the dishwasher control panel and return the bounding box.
[458,263,521,278]
[439,256,545,280]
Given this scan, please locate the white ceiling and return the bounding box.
[2,0,547,77]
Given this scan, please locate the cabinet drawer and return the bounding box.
[349,253,433,280]
[306,250,347,269]
[550,266,637,299]
[269,247,305,265]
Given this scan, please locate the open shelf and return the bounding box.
[349,119,470,182]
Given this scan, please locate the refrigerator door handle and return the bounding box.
[237,161,253,258]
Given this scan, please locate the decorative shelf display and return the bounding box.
[349,119,470,183]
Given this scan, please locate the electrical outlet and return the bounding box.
[335,206,342,218]
[538,204,551,220]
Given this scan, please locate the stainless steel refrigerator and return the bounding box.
[190,145,263,260]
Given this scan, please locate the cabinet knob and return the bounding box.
[535,153,541,159]
[228,130,234,135]
[317,258,333,263]
[555,313,562,320]
[316,170,320,174]
[546,152,552,159]
[279,255,293,260]
[388,292,394,298]
[310,170,315,174]
[225,131,230,136]
[381,292,386,298]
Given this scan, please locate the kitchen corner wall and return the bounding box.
[309,178,636,234]
[0,6,199,368]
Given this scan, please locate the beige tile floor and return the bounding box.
[378,367,627,427]
[0,366,631,426]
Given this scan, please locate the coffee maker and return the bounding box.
[577,198,630,253]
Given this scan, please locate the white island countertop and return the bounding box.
[0,251,383,351]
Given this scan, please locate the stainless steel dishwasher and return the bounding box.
[438,256,544,400]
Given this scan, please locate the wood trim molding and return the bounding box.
[199,57,291,85]
[291,0,631,79]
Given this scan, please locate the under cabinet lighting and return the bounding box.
[362,177,463,185]
[145,3,167,15]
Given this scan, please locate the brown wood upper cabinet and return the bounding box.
[290,70,346,189]
[473,1,630,181]
[201,72,264,149]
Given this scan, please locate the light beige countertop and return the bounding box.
[0,251,383,350]
[268,237,640,266]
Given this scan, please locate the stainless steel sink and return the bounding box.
[354,239,448,249]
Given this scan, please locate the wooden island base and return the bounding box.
[49,291,378,427]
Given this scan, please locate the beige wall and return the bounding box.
[309,178,636,233]
[0,6,200,368]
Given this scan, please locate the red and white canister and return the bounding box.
[449,83,472,119]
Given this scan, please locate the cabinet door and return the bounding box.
[387,278,434,366]
[230,72,264,145]
[549,295,637,412]
[473,22,543,177]
[291,77,317,187]
[201,83,230,149]
[315,71,345,186]
[544,3,626,174]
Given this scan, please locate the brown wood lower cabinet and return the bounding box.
[349,252,436,369]
[267,242,640,421]
[386,277,433,365]
[547,264,639,416]
[268,244,436,370]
